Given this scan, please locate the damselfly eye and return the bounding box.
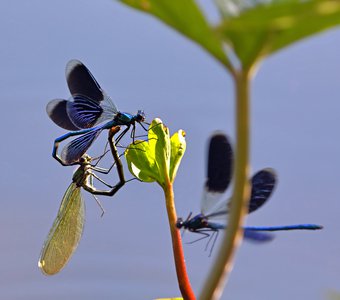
[176,218,183,228]
[202,219,209,227]
[135,110,145,122]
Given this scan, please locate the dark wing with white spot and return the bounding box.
[248,168,277,214]
[201,133,233,215]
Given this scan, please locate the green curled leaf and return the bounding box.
[149,119,171,182]
[125,118,186,187]
[169,130,186,182]
[125,140,156,182]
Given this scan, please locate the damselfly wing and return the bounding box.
[47,60,146,165]
[39,127,126,275]
[176,133,323,248]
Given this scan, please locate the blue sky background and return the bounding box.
[1,1,340,299]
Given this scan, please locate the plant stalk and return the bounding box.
[199,69,251,300]
[164,180,196,300]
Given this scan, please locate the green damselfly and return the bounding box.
[39,126,125,275]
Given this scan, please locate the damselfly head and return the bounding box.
[115,111,145,126]
[176,212,193,229]
[136,110,146,123]
[79,154,92,164]
[176,218,184,229]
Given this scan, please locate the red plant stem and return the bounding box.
[164,180,196,300]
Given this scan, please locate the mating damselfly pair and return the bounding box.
[39,60,148,275]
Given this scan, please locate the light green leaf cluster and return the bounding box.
[119,0,232,69]
[215,0,283,19]
[119,0,340,71]
[217,0,340,68]
[125,118,186,187]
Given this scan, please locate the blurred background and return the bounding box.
[1,0,340,299]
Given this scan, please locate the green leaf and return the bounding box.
[150,119,171,182]
[125,140,157,182]
[124,118,186,187]
[169,130,186,182]
[217,0,340,68]
[215,0,286,20]
[118,0,232,69]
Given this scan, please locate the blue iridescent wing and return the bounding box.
[206,132,233,193]
[243,229,274,242]
[66,59,105,103]
[66,95,104,129]
[249,168,277,214]
[61,127,103,165]
[204,168,277,220]
[46,60,118,130]
[201,133,233,215]
[206,222,274,242]
[65,60,118,128]
[46,99,81,131]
